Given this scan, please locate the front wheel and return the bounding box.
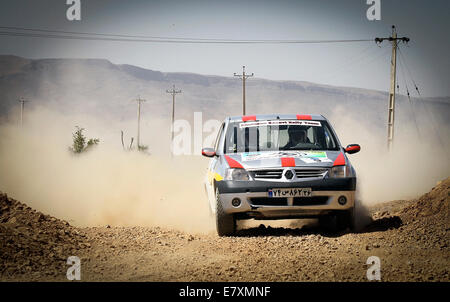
[319,208,355,232]
[215,189,236,236]
[318,214,336,231]
[336,207,355,232]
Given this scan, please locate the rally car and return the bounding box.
[202,114,360,236]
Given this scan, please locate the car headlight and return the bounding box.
[329,165,350,178]
[225,168,251,181]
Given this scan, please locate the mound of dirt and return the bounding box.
[0,192,88,279]
[399,177,449,223]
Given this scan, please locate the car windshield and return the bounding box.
[224,120,339,153]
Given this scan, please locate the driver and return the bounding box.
[283,126,310,149]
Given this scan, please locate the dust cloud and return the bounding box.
[0,106,214,233]
[0,102,448,233]
[329,105,450,205]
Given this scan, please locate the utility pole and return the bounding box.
[166,84,182,153]
[134,96,146,149]
[375,25,409,150]
[234,66,254,115]
[18,97,28,127]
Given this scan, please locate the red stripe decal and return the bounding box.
[333,152,346,166]
[296,114,312,120]
[242,115,256,122]
[281,157,296,167]
[225,155,244,169]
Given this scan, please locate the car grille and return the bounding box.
[251,168,327,180]
[252,169,283,179]
[294,168,327,179]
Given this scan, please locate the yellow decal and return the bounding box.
[208,170,223,183]
[214,173,223,181]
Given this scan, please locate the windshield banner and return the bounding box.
[239,120,321,128]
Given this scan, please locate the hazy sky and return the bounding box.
[0,0,448,97]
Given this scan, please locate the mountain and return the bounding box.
[0,55,449,144]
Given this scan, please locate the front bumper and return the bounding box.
[216,177,356,219]
[216,177,356,193]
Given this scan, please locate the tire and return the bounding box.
[336,207,355,232]
[318,214,336,232]
[348,206,356,231]
[215,189,235,236]
[318,208,355,233]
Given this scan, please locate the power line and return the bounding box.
[0,26,372,43]
[397,46,420,96]
[0,26,217,41]
[397,49,411,98]
[398,53,421,140]
[0,31,372,44]
[0,27,373,44]
[397,45,448,158]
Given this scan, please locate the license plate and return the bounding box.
[268,188,312,198]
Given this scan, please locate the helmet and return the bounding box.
[288,125,307,135]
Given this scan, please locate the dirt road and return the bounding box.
[1,178,449,282]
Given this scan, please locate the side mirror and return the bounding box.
[345,144,361,154]
[201,148,216,157]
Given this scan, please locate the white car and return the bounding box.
[202,114,360,236]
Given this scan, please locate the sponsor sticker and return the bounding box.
[302,151,326,158]
[300,157,332,164]
[241,151,331,162]
[239,120,321,128]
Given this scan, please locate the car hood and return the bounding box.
[225,150,343,169]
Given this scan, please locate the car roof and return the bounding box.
[227,114,326,122]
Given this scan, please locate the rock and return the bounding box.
[35,214,44,223]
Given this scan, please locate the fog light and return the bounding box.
[338,196,347,205]
[231,198,241,207]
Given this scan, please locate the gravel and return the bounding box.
[1,177,448,281]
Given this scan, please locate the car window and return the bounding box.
[307,127,314,143]
[323,124,337,149]
[224,120,339,153]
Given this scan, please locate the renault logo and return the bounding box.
[284,169,294,180]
